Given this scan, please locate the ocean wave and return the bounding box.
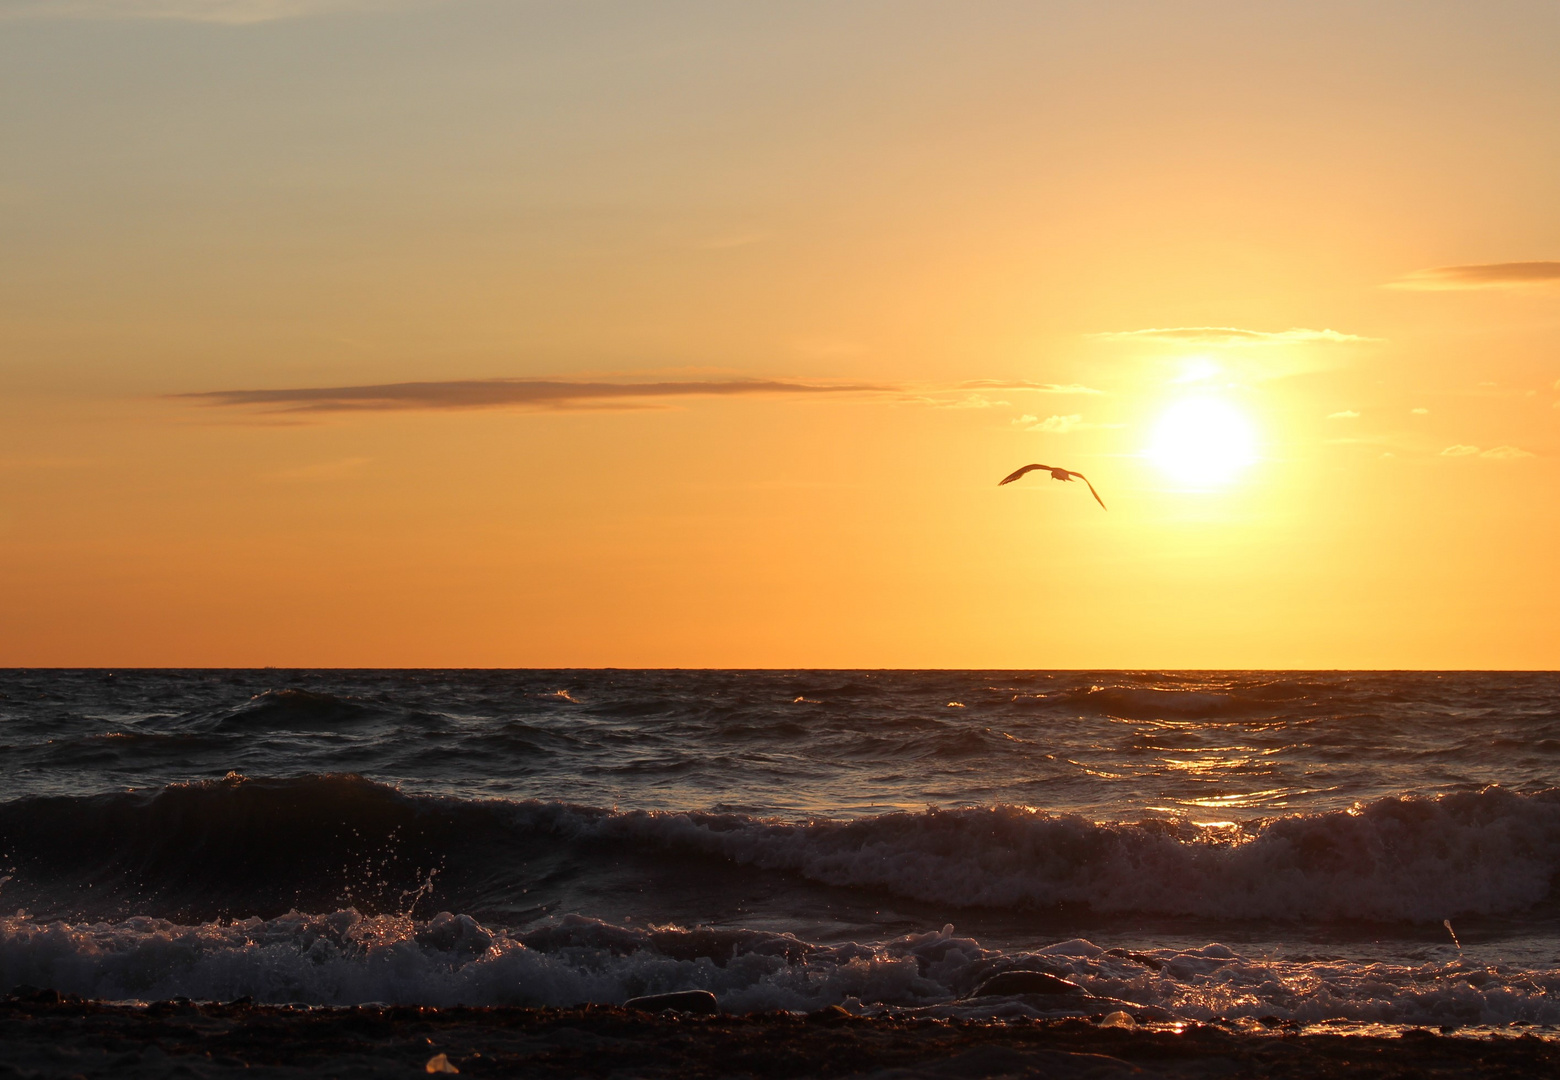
[0,911,960,1012]
[1059,685,1271,720]
[558,787,1560,922]
[191,689,380,732]
[3,911,1557,1026]
[4,776,1560,925]
[0,774,476,920]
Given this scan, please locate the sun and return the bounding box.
[1146,398,1258,485]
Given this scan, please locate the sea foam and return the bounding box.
[3,912,1558,1028]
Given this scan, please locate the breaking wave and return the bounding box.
[3,911,1557,1027]
[4,775,1560,925]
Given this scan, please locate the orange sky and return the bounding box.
[2,0,1558,668]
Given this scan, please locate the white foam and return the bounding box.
[5,912,1560,1028]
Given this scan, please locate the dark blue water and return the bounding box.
[3,669,1560,1028]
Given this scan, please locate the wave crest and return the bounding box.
[4,777,1559,924]
[4,911,1558,1028]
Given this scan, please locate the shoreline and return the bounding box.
[5,995,1559,1079]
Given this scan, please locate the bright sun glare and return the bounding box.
[1147,398,1259,486]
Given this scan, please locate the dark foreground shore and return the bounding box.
[3,994,1559,1080]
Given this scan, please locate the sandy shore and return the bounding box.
[3,992,1558,1079]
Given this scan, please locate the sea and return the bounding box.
[3,668,1560,1032]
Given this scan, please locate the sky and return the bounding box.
[2,0,1558,668]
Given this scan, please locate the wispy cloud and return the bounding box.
[1440,444,1536,460]
[1091,327,1374,347]
[1411,407,1430,415]
[1016,414,1079,433]
[1011,414,1118,434]
[906,381,1102,410]
[1327,410,1360,420]
[954,380,1103,395]
[1391,262,1560,291]
[0,0,429,23]
[176,377,887,414]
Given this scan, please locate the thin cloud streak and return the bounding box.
[1092,327,1374,346]
[954,380,1103,395]
[177,376,1108,417]
[176,377,890,414]
[1440,444,1537,460]
[1015,414,1084,433]
[905,381,1104,410]
[1011,413,1122,433]
[1391,262,1560,290]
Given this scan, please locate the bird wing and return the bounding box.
[1070,472,1107,510]
[998,464,1055,485]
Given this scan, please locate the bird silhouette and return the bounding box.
[998,464,1106,509]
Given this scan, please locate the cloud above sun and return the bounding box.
[1091,327,1375,347]
[1391,262,1560,290]
[1089,327,1374,386]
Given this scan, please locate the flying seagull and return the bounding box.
[998,464,1107,509]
